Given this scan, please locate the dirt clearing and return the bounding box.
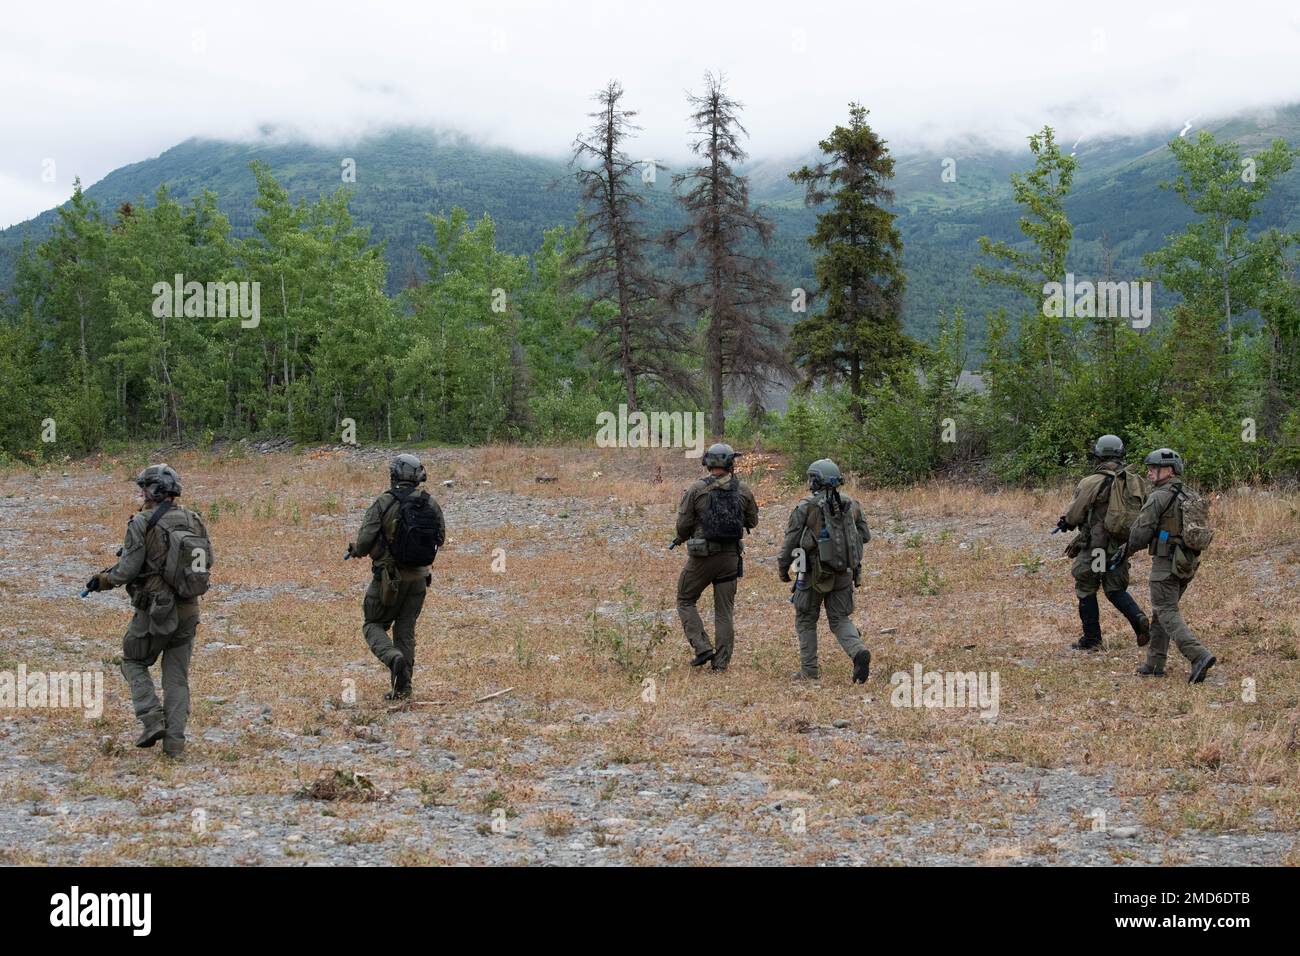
[1,445,1298,865]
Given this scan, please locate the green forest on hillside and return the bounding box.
[2,92,1299,488]
[5,106,1300,343]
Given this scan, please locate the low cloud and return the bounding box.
[2,0,1298,227]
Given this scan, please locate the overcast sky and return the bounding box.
[2,0,1298,228]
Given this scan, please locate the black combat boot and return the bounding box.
[1188,653,1217,684]
[690,649,716,667]
[1106,590,1150,647]
[135,714,165,748]
[1071,594,1102,651]
[1135,662,1164,677]
[1134,614,1151,648]
[386,652,412,699]
[852,649,871,684]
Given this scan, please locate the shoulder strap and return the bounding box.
[378,491,403,550]
[1088,473,1114,519]
[145,500,175,532]
[1095,473,1115,504]
[811,495,836,536]
[1155,485,1184,524]
[793,497,815,535]
[138,501,177,582]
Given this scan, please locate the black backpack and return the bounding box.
[380,489,443,567]
[698,480,744,542]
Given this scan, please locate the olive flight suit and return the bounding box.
[352,482,445,694]
[97,499,204,755]
[1128,480,1210,674]
[674,473,759,670]
[777,491,870,679]
[1063,460,1148,645]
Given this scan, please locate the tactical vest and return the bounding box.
[1148,483,1184,556]
[1157,486,1183,536]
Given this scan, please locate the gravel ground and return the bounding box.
[2,445,1297,866]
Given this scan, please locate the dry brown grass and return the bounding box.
[3,444,1300,864]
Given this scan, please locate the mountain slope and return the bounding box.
[3,106,1299,347]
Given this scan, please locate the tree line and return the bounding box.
[784,124,1300,489]
[1,76,1297,489]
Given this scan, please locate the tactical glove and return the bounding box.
[779,567,791,583]
[85,574,100,593]
[1055,516,1071,534]
[1108,543,1128,571]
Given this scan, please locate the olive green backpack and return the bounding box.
[1102,469,1149,540]
[146,502,214,598]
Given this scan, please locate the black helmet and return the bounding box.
[1093,434,1124,460]
[807,458,843,492]
[1143,447,1184,476]
[390,454,427,485]
[134,464,181,499]
[702,443,737,471]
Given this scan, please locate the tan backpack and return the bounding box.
[1102,469,1148,540]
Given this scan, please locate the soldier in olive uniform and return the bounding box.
[85,465,204,758]
[1055,435,1150,651]
[673,443,758,671]
[1127,448,1216,682]
[349,454,445,699]
[777,459,872,684]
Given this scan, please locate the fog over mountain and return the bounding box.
[2,0,1299,227]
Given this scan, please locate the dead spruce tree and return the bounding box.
[665,72,789,437]
[570,80,692,412]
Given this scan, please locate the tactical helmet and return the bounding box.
[1143,447,1184,476]
[1093,434,1124,460]
[390,453,427,485]
[807,458,843,492]
[135,464,182,499]
[702,442,737,471]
